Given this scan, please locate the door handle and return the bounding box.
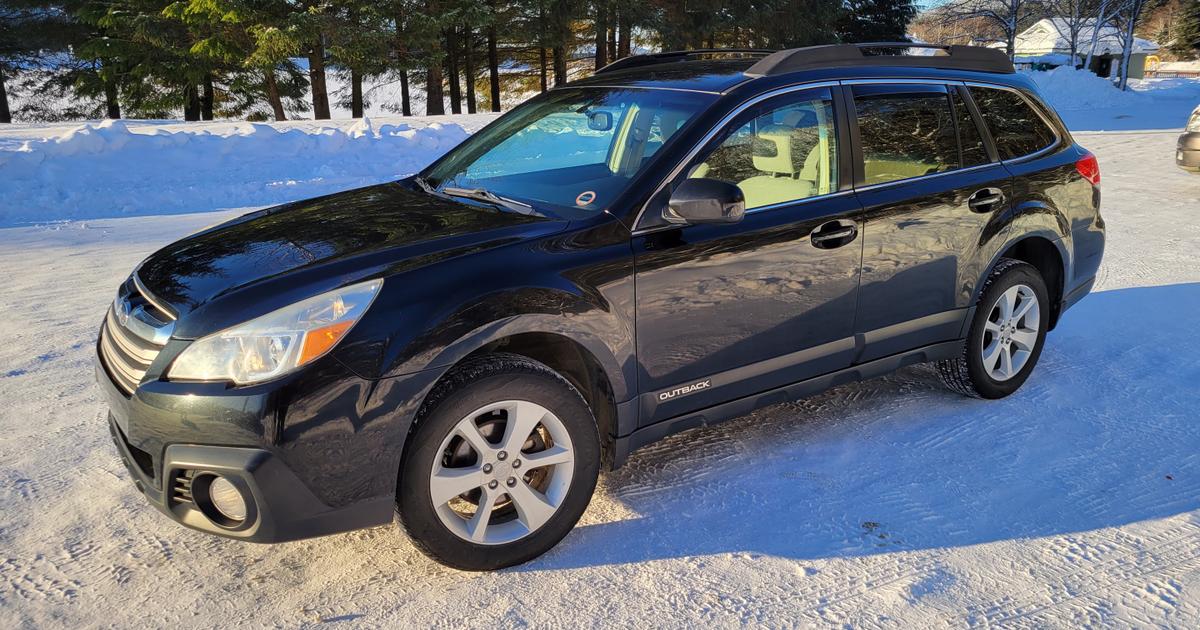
[810,220,858,249]
[967,187,1005,213]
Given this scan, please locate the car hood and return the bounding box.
[135,181,566,329]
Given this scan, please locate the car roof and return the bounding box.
[564,45,1028,96]
[567,59,758,94]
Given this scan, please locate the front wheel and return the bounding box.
[397,354,600,571]
[937,258,1050,399]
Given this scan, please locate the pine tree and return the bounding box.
[1171,0,1200,59]
[837,0,918,43]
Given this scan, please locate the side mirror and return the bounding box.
[664,178,746,225]
[587,110,613,131]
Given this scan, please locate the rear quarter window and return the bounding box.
[970,86,1058,160]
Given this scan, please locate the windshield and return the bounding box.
[424,87,714,213]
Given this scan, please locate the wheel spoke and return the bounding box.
[984,319,1003,335]
[453,418,493,456]
[982,338,1004,374]
[507,478,557,533]
[521,444,573,469]
[1011,329,1038,351]
[1011,296,1036,327]
[501,401,547,455]
[997,286,1018,323]
[465,486,501,542]
[998,344,1014,379]
[430,464,484,505]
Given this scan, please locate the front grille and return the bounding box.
[98,276,175,396]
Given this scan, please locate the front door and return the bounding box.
[633,86,865,425]
[848,83,1012,362]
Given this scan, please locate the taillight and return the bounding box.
[1076,152,1100,186]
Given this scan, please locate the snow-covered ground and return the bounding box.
[2,121,1200,625]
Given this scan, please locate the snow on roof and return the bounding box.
[1014,18,1159,57]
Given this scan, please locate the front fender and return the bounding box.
[417,294,634,403]
[333,220,637,401]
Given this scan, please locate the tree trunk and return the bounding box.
[264,70,286,121]
[464,29,477,114]
[0,67,11,124]
[553,46,567,85]
[608,4,617,60]
[446,28,462,114]
[308,41,332,119]
[201,73,215,120]
[1085,0,1108,73]
[351,68,364,118]
[618,16,631,58]
[104,75,121,119]
[595,0,609,70]
[539,47,548,92]
[1119,12,1137,90]
[426,58,445,115]
[183,84,201,121]
[487,20,501,111]
[399,70,412,116]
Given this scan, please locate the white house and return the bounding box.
[1008,18,1160,78]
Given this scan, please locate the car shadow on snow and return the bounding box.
[515,282,1200,573]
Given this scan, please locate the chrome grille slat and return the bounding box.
[104,309,159,363]
[98,280,173,396]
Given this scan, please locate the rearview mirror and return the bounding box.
[664,178,746,225]
[587,111,613,131]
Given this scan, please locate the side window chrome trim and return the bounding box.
[851,162,1001,194]
[962,80,1064,165]
[630,80,842,232]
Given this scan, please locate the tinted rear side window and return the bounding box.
[855,91,959,185]
[971,87,1057,160]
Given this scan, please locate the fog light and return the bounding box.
[208,476,248,522]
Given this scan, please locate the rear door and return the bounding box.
[848,82,1013,362]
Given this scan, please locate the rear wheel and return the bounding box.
[397,353,600,570]
[938,258,1050,399]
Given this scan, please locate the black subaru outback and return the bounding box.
[96,44,1105,570]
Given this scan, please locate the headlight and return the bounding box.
[168,279,382,385]
[1188,112,1200,132]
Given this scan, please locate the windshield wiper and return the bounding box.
[440,186,540,216]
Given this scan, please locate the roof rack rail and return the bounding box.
[595,49,775,75]
[745,43,1015,76]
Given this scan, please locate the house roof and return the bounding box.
[1012,18,1159,57]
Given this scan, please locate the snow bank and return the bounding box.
[1026,66,1145,112]
[0,116,485,226]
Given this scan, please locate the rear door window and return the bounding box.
[969,86,1057,160]
[853,86,959,186]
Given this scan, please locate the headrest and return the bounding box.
[752,124,798,175]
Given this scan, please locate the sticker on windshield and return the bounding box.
[575,191,597,206]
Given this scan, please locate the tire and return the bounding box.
[396,353,601,571]
[937,258,1051,399]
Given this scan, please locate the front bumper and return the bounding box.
[107,414,393,542]
[1178,132,1200,172]
[95,346,440,543]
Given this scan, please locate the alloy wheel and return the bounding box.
[429,400,575,545]
[980,283,1040,382]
